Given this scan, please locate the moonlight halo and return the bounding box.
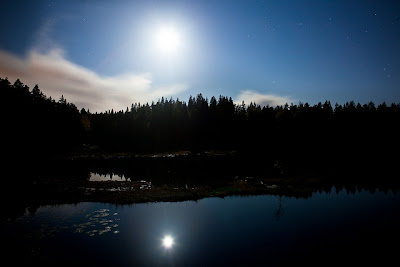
[162,235,174,249]
[154,25,182,54]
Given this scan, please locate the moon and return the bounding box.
[155,26,181,53]
[162,235,174,249]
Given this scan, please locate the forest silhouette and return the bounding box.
[2,77,400,178]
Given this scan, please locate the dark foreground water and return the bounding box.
[2,187,400,266]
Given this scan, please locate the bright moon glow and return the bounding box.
[155,26,181,53]
[162,235,174,249]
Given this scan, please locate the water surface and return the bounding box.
[3,187,399,265]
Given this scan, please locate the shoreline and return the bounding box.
[3,177,399,222]
[10,177,400,205]
[3,152,400,221]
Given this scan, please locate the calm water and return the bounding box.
[2,187,400,266]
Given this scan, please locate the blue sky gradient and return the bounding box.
[1,0,399,111]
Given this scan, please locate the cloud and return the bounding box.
[0,48,188,112]
[235,90,294,107]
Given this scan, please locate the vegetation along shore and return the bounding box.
[2,77,400,217]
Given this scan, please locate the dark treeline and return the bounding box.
[88,92,400,155]
[2,77,400,177]
[2,77,83,159]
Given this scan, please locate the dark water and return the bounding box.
[2,187,400,266]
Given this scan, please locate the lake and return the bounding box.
[2,186,399,266]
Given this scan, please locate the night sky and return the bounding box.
[1,0,399,112]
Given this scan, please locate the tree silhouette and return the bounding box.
[2,76,400,180]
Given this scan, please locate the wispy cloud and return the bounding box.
[0,48,188,112]
[235,90,294,107]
